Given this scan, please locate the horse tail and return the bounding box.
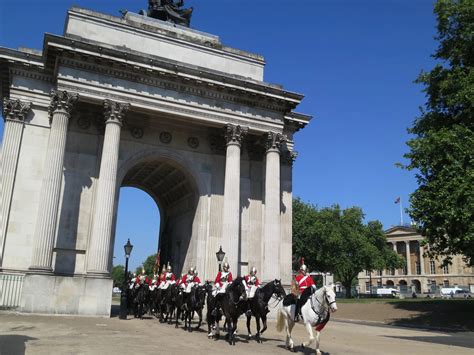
[276,308,285,333]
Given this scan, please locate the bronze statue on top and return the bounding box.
[139,0,193,27]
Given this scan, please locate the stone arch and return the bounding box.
[399,280,407,286]
[412,279,421,293]
[386,280,395,287]
[114,147,210,276]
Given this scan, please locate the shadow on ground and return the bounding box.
[388,300,474,331]
[0,335,38,355]
[383,334,474,349]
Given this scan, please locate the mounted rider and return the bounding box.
[159,263,176,289]
[213,260,233,296]
[149,273,159,291]
[138,267,151,287]
[180,266,201,293]
[294,260,315,320]
[129,272,137,289]
[244,266,261,299]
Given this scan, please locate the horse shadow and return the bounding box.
[0,335,38,355]
[276,344,330,354]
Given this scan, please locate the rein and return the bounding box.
[309,288,331,324]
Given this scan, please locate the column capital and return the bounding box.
[48,90,79,118]
[264,131,286,152]
[281,150,298,165]
[103,99,130,125]
[224,124,248,146]
[3,98,31,122]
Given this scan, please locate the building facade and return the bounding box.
[358,226,474,294]
[0,7,310,315]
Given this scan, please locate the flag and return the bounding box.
[153,249,161,274]
[394,197,400,204]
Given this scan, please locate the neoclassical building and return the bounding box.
[0,7,310,315]
[359,226,474,294]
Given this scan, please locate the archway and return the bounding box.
[116,153,202,278]
[386,280,395,287]
[412,279,421,293]
[399,280,407,286]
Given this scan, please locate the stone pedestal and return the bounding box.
[0,99,31,267]
[21,274,113,316]
[30,91,78,273]
[221,124,247,275]
[87,100,129,277]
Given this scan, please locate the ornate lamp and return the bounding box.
[216,246,225,272]
[119,239,133,320]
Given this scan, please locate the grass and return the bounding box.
[337,297,474,304]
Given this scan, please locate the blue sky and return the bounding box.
[0,0,438,269]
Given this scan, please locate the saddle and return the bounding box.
[283,293,297,306]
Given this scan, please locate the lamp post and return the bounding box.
[216,246,225,272]
[119,239,133,320]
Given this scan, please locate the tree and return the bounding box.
[293,198,404,297]
[135,254,158,277]
[111,265,125,288]
[401,0,474,265]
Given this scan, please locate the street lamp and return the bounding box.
[119,239,133,320]
[216,246,225,272]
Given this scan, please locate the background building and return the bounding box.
[358,226,474,295]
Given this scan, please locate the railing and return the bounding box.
[0,273,24,309]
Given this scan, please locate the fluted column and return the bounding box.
[87,100,129,277]
[221,124,247,275]
[0,99,31,267]
[262,132,285,281]
[392,242,398,276]
[405,241,411,275]
[419,241,425,275]
[29,91,78,273]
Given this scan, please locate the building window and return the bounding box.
[403,265,407,275]
[443,280,449,287]
[416,262,421,275]
[365,282,370,292]
[390,268,395,276]
[430,260,436,274]
[377,269,382,276]
[366,270,370,276]
[443,264,449,274]
[377,279,382,288]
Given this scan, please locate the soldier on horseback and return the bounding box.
[294,260,315,320]
[243,266,261,316]
[210,260,233,317]
[180,266,201,293]
[159,263,176,289]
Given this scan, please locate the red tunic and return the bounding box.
[214,271,233,288]
[181,274,201,285]
[245,275,261,287]
[295,273,315,293]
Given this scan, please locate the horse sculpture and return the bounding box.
[246,279,286,343]
[276,285,337,354]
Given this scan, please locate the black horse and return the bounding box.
[133,284,150,319]
[217,276,248,345]
[160,284,177,323]
[205,282,222,338]
[180,284,206,331]
[245,279,286,343]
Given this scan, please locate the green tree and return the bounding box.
[293,198,404,297]
[135,254,158,277]
[111,265,125,288]
[402,0,474,265]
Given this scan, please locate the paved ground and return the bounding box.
[0,311,473,355]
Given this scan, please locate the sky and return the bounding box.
[0,0,438,270]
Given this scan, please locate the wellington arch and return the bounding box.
[0,7,311,316]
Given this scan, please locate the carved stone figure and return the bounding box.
[139,0,193,27]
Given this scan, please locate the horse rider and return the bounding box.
[211,261,233,316]
[159,263,176,289]
[149,273,159,291]
[129,272,137,290]
[138,267,151,287]
[294,262,315,320]
[243,266,261,316]
[180,267,201,293]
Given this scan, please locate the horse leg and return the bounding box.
[246,314,252,339]
[231,318,237,346]
[301,321,315,348]
[261,313,267,334]
[286,316,295,352]
[175,308,180,328]
[196,309,202,330]
[255,316,262,343]
[315,330,321,355]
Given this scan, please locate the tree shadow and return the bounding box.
[387,300,474,331]
[0,335,38,355]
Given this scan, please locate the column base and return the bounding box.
[21,274,113,316]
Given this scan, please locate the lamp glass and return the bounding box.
[216,246,225,262]
[124,239,133,257]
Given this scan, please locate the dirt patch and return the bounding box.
[333,300,474,331]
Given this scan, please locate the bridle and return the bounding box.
[309,287,335,323]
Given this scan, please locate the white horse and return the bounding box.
[276,285,338,354]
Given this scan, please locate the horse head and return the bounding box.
[272,279,286,300]
[323,285,337,312]
[230,276,247,302]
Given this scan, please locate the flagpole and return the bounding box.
[399,198,404,226]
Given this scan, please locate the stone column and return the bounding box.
[392,242,398,276]
[262,132,285,281]
[87,100,129,277]
[221,124,247,275]
[405,241,411,275]
[0,99,31,267]
[419,241,425,274]
[29,91,78,273]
